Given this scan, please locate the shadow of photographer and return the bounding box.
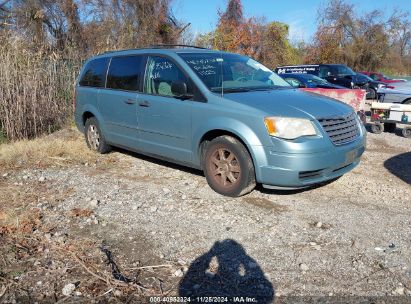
[384,151,411,185]
[179,239,274,303]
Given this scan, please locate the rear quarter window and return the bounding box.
[79,57,109,88]
[106,56,144,91]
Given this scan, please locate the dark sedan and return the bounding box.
[279,73,346,89]
[356,73,388,99]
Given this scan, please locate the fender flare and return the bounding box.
[80,104,108,135]
[192,117,268,167]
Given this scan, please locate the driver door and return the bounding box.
[137,55,193,163]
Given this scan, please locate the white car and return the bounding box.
[378,81,411,104]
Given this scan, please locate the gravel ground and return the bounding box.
[2,126,410,302]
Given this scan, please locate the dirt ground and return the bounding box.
[0,124,410,303]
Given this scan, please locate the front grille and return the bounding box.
[318,112,360,145]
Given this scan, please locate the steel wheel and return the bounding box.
[208,148,241,188]
[402,127,411,138]
[371,122,383,134]
[87,124,100,150]
[84,117,111,154]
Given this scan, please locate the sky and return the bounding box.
[172,0,411,43]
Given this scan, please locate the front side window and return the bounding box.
[179,53,290,93]
[106,56,144,91]
[144,56,191,97]
[79,58,109,87]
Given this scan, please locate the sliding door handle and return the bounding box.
[138,100,150,107]
[124,99,136,105]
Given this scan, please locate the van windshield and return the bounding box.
[303,74,330,85]
[179,53,291,93]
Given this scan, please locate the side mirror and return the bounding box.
[171,80,193,99]
[298,83,307,88]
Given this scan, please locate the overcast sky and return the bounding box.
[173,0,411,42]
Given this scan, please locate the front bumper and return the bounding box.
[255,135,366,188]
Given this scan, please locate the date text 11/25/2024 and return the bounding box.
[149,296,258,303]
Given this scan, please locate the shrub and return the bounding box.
[0,34,81,141]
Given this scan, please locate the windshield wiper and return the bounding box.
[211,86,291,93]
[211,87,251,93]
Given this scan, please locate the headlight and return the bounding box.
[264,117,318,139]
[377,84,385,89]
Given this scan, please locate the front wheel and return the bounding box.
[85,117,111,154]
[371,122,383,134]
[203,136,256,197]
[367,88,377,100]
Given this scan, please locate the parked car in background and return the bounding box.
[275,64,373,96]
[74,46,366,197]
[359,71,407,84]
[279,73,346,89]
[356,73,388,99]
[378,82,411,104]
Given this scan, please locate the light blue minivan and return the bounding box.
[74,46,366,197]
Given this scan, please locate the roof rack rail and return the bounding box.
[102,44,208,55]
[149,44,208,49]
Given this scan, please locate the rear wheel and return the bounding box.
[402,127,411,138]
[203,136,256,197]
[371,122,383,134]
[85,117,111,154]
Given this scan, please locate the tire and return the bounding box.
[402,127,411,138]
[85,117,111,154]
[367,88,377,100]
[202,135,256,197]
[384,123,396,133]
[371,122,383,134]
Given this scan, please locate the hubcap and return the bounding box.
[209,148,240,187]
[87,125,100,150]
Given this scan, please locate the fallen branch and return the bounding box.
[71,252,112,285]
[128,264,173,270]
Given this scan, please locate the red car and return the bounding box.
[359,71,406,84]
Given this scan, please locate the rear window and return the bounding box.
[79,58,109,87]
[106,56,144,91]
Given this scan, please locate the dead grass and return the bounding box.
[0,129,170,302]
[0,128,119,171]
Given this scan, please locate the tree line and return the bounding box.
[197,0,411,74]
[0,0,410,141]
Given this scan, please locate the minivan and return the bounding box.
[74,46,366,197]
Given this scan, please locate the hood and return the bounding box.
[351,74,369,85]
[221,88,354,119]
